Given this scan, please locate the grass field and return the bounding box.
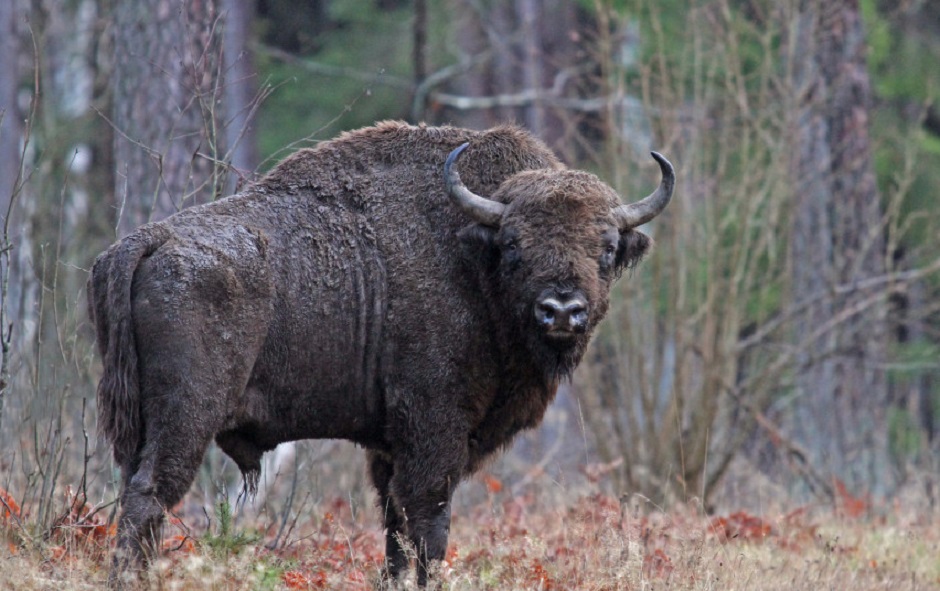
[2,480,939,590]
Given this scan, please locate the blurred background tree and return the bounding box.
[1,0,938,533]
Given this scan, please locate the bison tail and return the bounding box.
[88,225,170,467]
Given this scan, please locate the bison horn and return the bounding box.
[445,143,506,227]
[612,151,675,231]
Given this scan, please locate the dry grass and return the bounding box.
[2,481,938,591]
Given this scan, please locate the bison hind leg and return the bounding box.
[215,430,266,496]
[111,421,214,588]
[110,462,165,589]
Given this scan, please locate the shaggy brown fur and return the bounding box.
[87,121,667,587]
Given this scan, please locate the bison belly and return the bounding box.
[236,213,389,451]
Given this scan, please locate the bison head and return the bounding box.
[446,143,674,380]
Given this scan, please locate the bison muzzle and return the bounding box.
[88,121,674,587]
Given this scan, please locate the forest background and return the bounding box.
[1,0,939,588]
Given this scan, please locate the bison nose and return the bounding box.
[535,295,589,333]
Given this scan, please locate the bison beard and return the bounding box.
[88,121,673,588]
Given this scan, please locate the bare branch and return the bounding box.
[431,89,606,112]
[411,49,496,121]
[254,43,412,90]
[736,259,940,353]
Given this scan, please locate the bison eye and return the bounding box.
[600,242,617,270]
[501,239,520,265]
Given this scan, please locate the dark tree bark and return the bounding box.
[413,0,427,86]
[788,0,891,495]
[112,0,226,237]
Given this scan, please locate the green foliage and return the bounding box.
[249,557,291,591]
[202,499,261,557]
[887,407,922,458]
[255,0,326,54]
[886,341,940,460]
[862,0,939,101]
[923,134,940,157]
[860,0,891,73]
[870,109,940,254]
[887,341,940,377]
[607,0,689,42]
[857,0,940,310]
[254,0,414,167]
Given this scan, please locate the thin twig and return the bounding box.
[0,493,29,539]
[255,43,412,90]
[736,260,940,353]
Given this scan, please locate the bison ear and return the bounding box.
[458,223,499,270]
[616,229,652,273]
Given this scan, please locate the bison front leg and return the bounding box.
[392,444,465,586]
[408,498,451,587]
[367,451,409,582]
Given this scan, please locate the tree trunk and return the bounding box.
[449,1,493,130]
[447,0,579,151]
[517,0,544,136]
[222,0,258,194]
[0,0,23,431]
[788,0,891,496]
[0,0,21,205]
[413,0,427,86]
[113,0,226,236]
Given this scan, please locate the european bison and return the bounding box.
[88,121,674,586]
